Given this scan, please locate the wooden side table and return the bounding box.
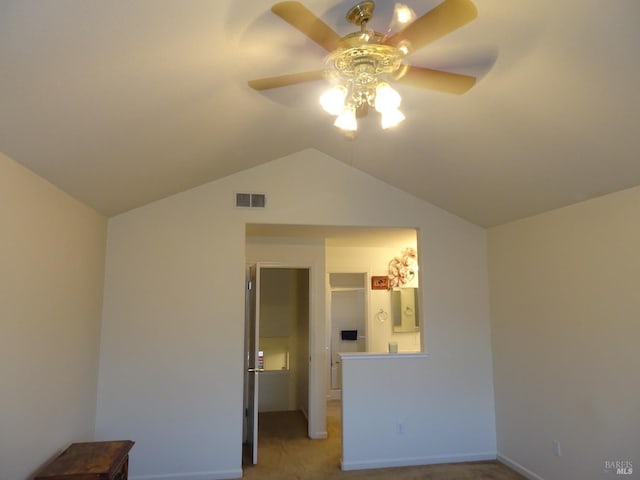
[34,440,134,480]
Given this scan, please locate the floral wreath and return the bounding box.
[388,247,418,288]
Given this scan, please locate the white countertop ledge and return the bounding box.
[339,352,429,360]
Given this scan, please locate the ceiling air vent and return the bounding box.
[235,192,266,209]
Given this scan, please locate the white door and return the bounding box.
[245,264,261,464]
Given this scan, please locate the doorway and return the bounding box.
[243,266,311,465]
[327,272,368,400]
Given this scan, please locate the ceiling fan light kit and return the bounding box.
[322,25,407,131]
[249,0,479,134]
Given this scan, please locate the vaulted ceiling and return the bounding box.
[1,1,639,226]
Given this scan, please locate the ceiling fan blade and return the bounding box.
[271,2,341,52]
[386,0,477,52]
[248,70,325,90]
[396,66,476,94]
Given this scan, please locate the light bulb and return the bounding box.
[385,4,415,39]
[375,83,401,113]
[381,108,405,129]
[320,86,347,116]
[395,4,415,24]
[334,106,357,131]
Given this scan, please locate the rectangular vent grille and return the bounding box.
[235,192,266,209]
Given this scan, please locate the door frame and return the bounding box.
[242,263,316,464]
[242,265,259,464]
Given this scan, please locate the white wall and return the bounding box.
[488,186,640,480]
[96,149,495,479]
[341,353,495,470]
[256,371,291,412]
[0,153,107,480]
[339,200,496,469]
[256,268,305,413]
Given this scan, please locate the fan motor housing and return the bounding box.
[324,32,404,85]
[346,1,376,26]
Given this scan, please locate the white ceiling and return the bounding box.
[1,1,639,227]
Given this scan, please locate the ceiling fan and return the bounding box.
[248,0,479,132]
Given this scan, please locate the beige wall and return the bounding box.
[0,153,107,480]
[339,218,495,469]
[4,138,638,480]
[256,267,304,412]
[96,149,496,479]
[489,186,640,480]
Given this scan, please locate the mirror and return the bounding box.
[391,288,419,333]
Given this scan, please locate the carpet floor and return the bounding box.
[242,402,524,480]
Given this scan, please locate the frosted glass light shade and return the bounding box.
[381,108,405,129]
[320,86,347,116]
[375,83,401,113]
[334,106,357,131]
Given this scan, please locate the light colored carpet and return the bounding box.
[242,403,524,480]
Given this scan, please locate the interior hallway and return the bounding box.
[242,401,525,479]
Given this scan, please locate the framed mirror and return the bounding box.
[391,288,419,333]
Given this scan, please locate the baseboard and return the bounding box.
[497,453,545,480]
[130,469,242,480]
[341,452,497,471]
[328,389,342,401]
[309,430,328,439]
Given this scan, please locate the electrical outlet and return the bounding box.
[553,440,562,457]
